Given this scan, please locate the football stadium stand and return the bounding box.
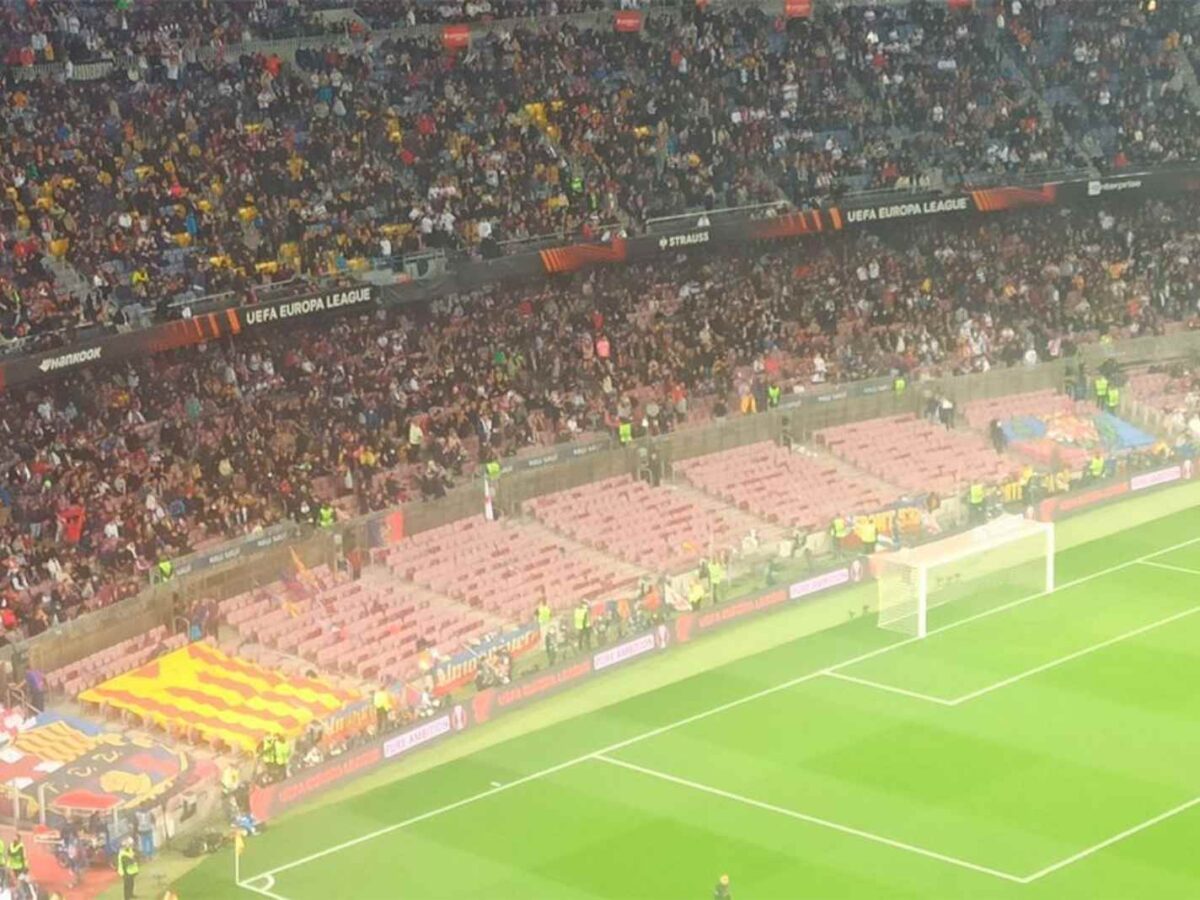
[817,414,1019,494]
[524,475,763,571]
[675,442,896,530]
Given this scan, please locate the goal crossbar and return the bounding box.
[876,516,1055,638]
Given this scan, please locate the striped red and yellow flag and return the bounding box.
[80,644,359,753]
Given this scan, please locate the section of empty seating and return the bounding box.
[817,415,1017,494]
[675,443,895,530]
[962,389,1078,431]
[1128,370,1195,414]
[525,476,750,571]
[222,571,488,685]
[377,517,638,622]
[46,626,188,698]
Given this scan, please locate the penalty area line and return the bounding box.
[593,754,1027,883]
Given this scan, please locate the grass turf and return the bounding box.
[177,503,1200,899]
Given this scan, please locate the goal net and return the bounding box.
[876,515,1054,638]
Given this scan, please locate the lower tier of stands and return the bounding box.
[675,442,894,531]
[817,414,1018,494]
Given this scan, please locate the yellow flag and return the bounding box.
[234,830,246,858]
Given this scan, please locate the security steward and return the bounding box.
[968,481,986,522]
[708,557,726,605]
[118,838,139,900]
[1105,382,1120,413]
[1093,373,1109,410]
[1088,452,1105,482]
[7,834,27,879]
[373,685,392,734]
[573,600,591,651]
[857,516,878,555]
[829,514,850,557]
[536,597,553,637]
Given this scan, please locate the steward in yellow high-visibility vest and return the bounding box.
[118,842,139,899]
[688,579,705,610]
[1088,453,1105,480]
[767,384,781,408]
[373,687,392,733]
[1106,385,1120,411]
[969,482,986,521]
[830,516,849,556]
[318,503,335,528]
[1093,375,1108,409]
[7,837,26,875]
[156,558,174,582]
[573,601,591,650]
[618,421,633,445]
[536,600,553,632]
[857,517,878,553]
[485,459,501,480]
[893,374,907,397]
[708,560,726,604]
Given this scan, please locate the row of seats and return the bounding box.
[524,475,745,571]
[817,415,1018,495]
[675,443,893,531]
[46,626,188,698]
[224,572,488,685]
[962,389,1079,430]
[1128,371,1194,414]
[376,517,637,621]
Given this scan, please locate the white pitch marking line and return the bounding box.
[1021,795,1200,884]
[593,754,1026,883]
[1138,560,1200,577]
[239,874,289,900]
[248,532,1200,886]
[947,604,1200,705]
[824,671,958,705]
[831,604,1200,708]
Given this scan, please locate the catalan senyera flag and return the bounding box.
[79,643,359,753]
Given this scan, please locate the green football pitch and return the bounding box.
[179,502,1200,899]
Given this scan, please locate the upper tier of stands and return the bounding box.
[2,0,1196,352]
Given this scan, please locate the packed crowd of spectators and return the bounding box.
[1008,0,1200,169]
[3,195,1200,640]
[0,0,340,67]
[3,0,1198,350]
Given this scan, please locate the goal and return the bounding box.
[875,515,1054,638]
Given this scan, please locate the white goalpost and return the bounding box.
[875,515,1055,638]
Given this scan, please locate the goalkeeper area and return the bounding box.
[183,499,1200,899]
